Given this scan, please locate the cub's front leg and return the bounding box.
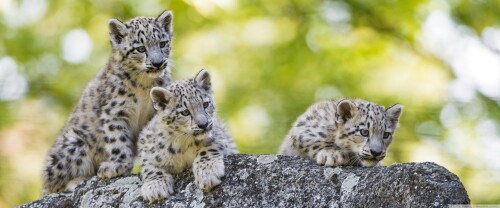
[140,165,174,203]
[192,143,225,191]
[97,105,135,179]
[314,148,350,166]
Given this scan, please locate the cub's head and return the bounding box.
[334,99,403,167]
[108,10,173,76]
[150,69,215,137]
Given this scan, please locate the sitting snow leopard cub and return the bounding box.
[137,69,237,203]
[279,99,402,167]
[42,10,174,195]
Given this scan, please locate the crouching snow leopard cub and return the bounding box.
[137,69,237,203]
[279,99,402,167]
[42,10,174,195]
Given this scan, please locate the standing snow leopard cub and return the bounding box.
[279,99,402,167]
[42,10,174,195]
[137,69,237,203]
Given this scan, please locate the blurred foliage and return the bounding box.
[1,0,500,206]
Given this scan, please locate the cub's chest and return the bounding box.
[129,89,155,139]
[165,145,199,173]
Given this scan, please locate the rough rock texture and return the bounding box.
[21,154,470,208]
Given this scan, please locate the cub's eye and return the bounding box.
[136,46,146,53]
[383,132,392,139]
[360,129,369,137]
[203,101,210,109]
[159,41,167,48]
[180,109,190,116]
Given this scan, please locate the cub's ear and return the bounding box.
[156,10,173,35]
[336,100,358,122]
[194,69,212,91]
[108,19,128,46]
[150,87,172,111]
[386,104,403,123]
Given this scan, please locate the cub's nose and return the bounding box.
[152,61,163,68]
[197,122,208,130]
[370,149,383,157]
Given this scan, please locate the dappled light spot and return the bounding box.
[229,105,270,146]
[440,104,461,128]
[62,29,93,64]
[0,0,47,27]
[476,120,500,169]
[315,86,342,101]
[0,57,27,101]
[448,80,476,102]
[363,51,449,105]
[322,1,351,30]
[242,18,276,47]
[482,27,500,52]
[421,11,500,99]
[184,0,237,16]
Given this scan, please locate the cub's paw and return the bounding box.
[65,177,88,192]
[315,149,345,166]
[141,176,174,203]
[97,161,132,179]
[193,158,225,191]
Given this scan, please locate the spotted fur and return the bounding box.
[41,10,174,195]
[137,69,237,203]
[279,99,403,167]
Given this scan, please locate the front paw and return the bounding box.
[97,161,132,179]
[65,177,87,192]
[193,159,225,191]
[141,176,174,203]
[315,149,344,166]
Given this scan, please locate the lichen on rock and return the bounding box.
[20,154,470,208]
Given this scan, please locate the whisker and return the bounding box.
[347,154,360,166]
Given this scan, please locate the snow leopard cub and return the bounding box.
[41,10,174,195]
[137,69,237,203]
[279,99,402,167]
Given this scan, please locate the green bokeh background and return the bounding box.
[1,0,500,206]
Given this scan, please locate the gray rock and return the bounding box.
[20,154,470,208]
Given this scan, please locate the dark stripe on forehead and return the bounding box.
[138,31,146,44]
[188,97,196,106]
[153,28,161,40]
